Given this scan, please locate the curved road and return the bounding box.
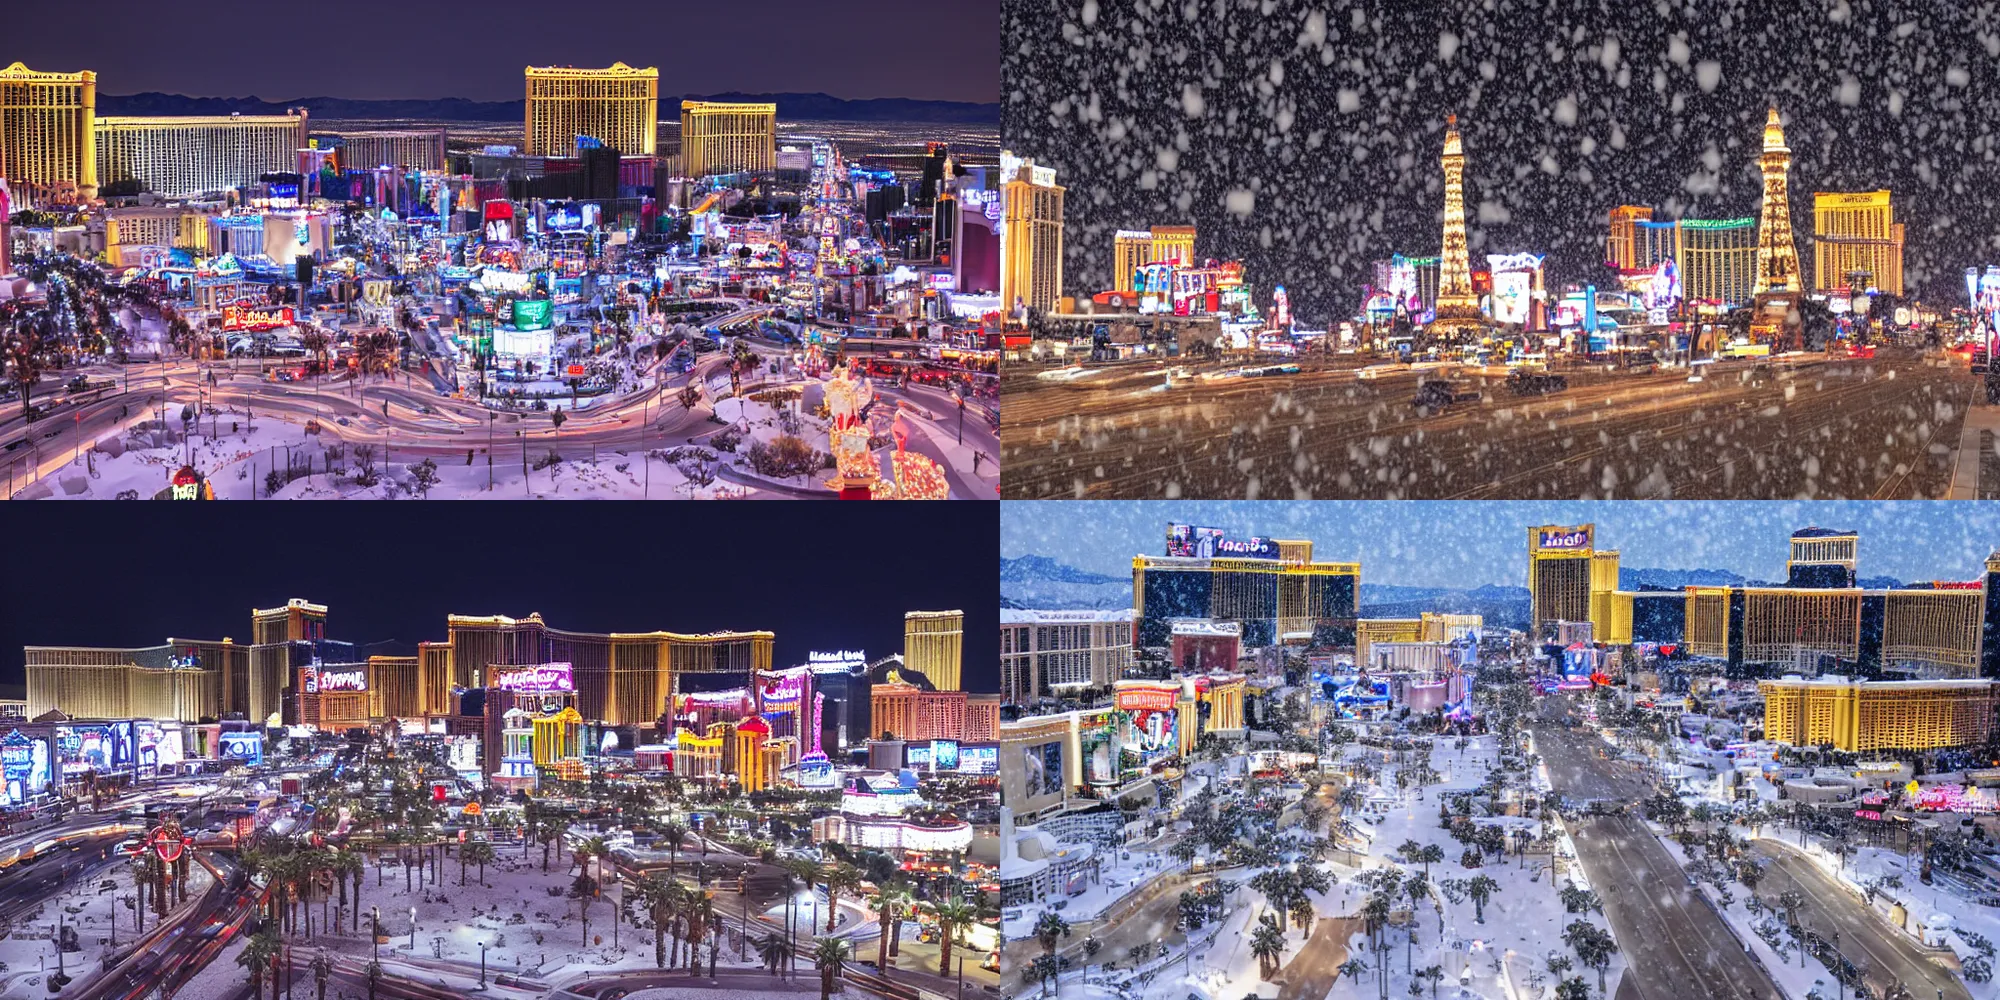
[1750,839,1969,1000]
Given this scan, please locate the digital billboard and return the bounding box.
[959,745,998,774]
[1166,522,1226,557]
[512,299,553,330]
[1213,535,1281,559]
[1536,526,1593,551]
[1027,741,1063,796]
[807,650,867,673]
[930,739,960,772]
[219,732,264,765]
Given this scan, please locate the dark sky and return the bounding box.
[0,504,997,693]
[1004,0,2000,320]
[13,0,998,104]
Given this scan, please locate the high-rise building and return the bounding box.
[1000,609,1135,706]
[1606,205,1652,270]
[524,63,658,158]
[1759,677,1999,752]
[1635,220,1678,272]
[95,112,308,197]
[903,610,964,691]
[333,129,448,172]
[1787,527,1859,588]
[677,101,775,176]
[1431,114,1483,334]
[0,62,96,201]
[1133,535,1359,648]
[1813,190,1904,296]
[1112,226,1197,293]
[999,150,1064,315]
[1754,106,1803,295]
[1677,218,1759,307]
[917,141,948,206]
[1526,525,1627,645]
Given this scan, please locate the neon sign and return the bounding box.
[317,669,367,692]
[808,650,866,673]
[494,663,573,693]
[1538,527,1592,550]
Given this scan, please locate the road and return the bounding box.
[1750,839,1970,1000]
[1274,915,1360,1000]
[1532,725,1782,1000]
[1001,348,1970,499]
[73,850,251,1000]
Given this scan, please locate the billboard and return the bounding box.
[221,304,295,331]
[1027,741,1063,796]
[493,663,574,693]
[1490,268,1533,326]
[1214,535,1281,559]
[930,739,960,772]
[959,745,998,774]
[1536,526,1593,551]
[807,650,867,673]
[512,299,553,330]
[1166,523,1227,557]
[219,732,264,765]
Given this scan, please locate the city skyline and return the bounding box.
[1002,0,2000,319]
[0,505,1000,691]
[1002,500,2000,590]
[10,0,1001,106]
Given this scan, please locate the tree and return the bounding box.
[926,895,978,976]
[570,874,599,946]
[813,938,849,1000]
[1466,874,1499,923]
[1249,913,1287,980]
[237,928,281,1000]
[1337,957,1370,984]
[1559,886,1603,915]
[1414,843,1445,879]
[1563,920,1617,994]
[461,840,495,886]
[756,935,793,976]
[1555,975,1592,1000]
[1416,964,1446,1000]
[1035,911,1070,955]
[408,458,440,498]
[823,862,863,932]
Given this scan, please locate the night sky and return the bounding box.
[0,505,998,693]
[1003,0,2000,320]
[12,0,999,104]
[1003,500,2000,590]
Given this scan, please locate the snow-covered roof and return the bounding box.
[1000,608,1135,624]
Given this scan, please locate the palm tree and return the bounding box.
[1249,913,1286,980]
[823,862,863,932]
[661,820,688,874]
[462,840,495,886]
[926,895,978,977]
[570,874,599,947]
[1034,911,1069,956]
[875,879,911,969]
[237,928,282,1000]
[540,820,568,871]
[881,881,915,959]
[813,938,850,1000]
[1466,873,1499,923]
[757,934,793,976]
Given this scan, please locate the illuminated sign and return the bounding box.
[1214,535,1280,559]
[1166,523,1227,558]
[565,364,585,378]
[930,739,960,772]
[958,745,998,774]
[494,663,573,693]
[1116,684,1180,713]
[928,273,956,290]
[1491,269,1533,326]
[512,299,552,330]
[221,304,295,331]
[317,668,367,692]
[807,650,867,673]
[219,732,263,765]
[171,466,202,501]
[1537,526,1593,551]
[1030,166,1057,188]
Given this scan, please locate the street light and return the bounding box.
[480,941,488,988]
[373,906,380,960]
[409,907,417,951]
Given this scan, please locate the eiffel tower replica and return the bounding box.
[1754,106,1802,295]
[1429,114,1488,341]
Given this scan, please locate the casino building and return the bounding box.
[1133,532,1359,648]
[999,609,1135,707]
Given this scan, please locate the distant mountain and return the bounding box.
[1000,555,1128,610]
[97,91,1000,126]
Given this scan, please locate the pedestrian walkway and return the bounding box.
[1949,402,2000,498]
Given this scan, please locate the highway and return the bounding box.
[1532,725,1782,1000]
[1001,348,1971,499]
[1750,839,1969,1000]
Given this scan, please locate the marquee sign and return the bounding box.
[1537,526,1593,551]
[494,663,573,693]
[221,303,295,332]
[807,650,866,673]
[316,668,367,692]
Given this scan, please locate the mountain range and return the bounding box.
[998,557,1910,627]
[97,92,1000,125]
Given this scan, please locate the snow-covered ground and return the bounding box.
[0,858,216,1000]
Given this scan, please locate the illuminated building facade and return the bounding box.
[439,612,773,725]
[1112,226,1197,293]
[1813,190,1904,296]
[1754,107,1803,295]
[999,151,1064,314]
[524,63,658,158]
[1635,220,1679,272]
[733,716,772,791]
[1527,525,1626,645]
[1788,528,1859,588]
[24,644,226,722]
[333,129,448,172]
[103,205,217,266]
[677,101,775,176]
[1000,609,1135,705]
[1357,613,1482,665]
[1759,677,1999,752]
[1134,539,1360,648]
[869,676,999,742]
[1677,218,1758,307]
[1431,115,1482,333]
[0,62,96,201]
[903,610,964,691]
[96,112,308,197]
[1606,205,1651,270]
